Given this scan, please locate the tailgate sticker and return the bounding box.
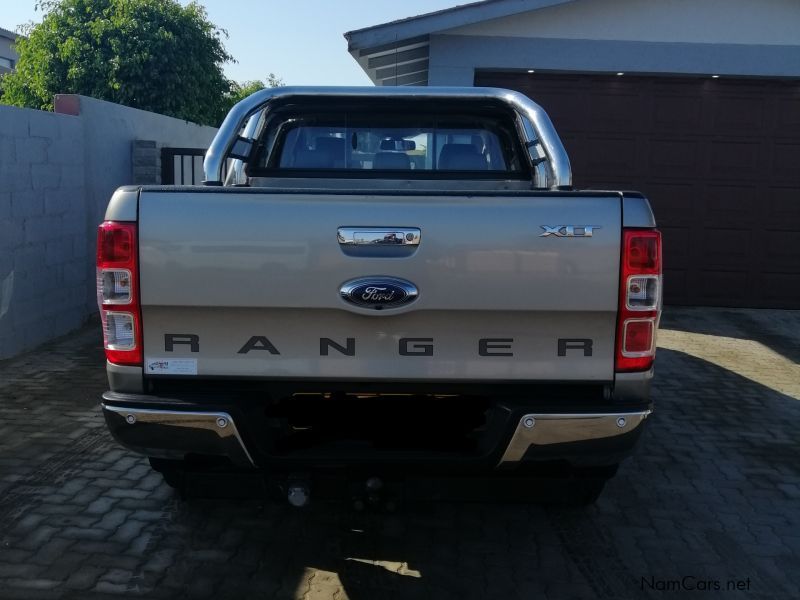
[145,358,197,376]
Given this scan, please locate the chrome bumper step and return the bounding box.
[498,411,651,465]
[102,404,255,468]
[103,403,650,469]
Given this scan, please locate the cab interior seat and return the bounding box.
[293,147,335,169]
[314,137,347,168]
[438,143,488,170]
[373,151,411,170]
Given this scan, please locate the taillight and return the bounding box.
[616,229,662,372]
[97,222,142,365]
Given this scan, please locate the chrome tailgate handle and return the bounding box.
[338,227,420,246]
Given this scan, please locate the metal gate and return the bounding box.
[161,147,210,185]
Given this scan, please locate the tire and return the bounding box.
[566,477,607,507]
[560,464,618,506]
[148,458,186,491]
[514,464,616,507]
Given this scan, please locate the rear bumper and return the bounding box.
[102,404,254,468]
[101,391,651,472]
[498,411,651,464]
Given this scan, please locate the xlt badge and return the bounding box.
[340,276,418,310]
[540,225,600,237]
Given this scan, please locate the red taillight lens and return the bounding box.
[97,222,141,366]
[616,229,662,372]
[98,223,134,264]
[622,319,655,354]
[625,232,660,272]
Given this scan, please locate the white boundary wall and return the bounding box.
[0,96,216,359]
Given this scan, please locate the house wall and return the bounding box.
[0,36,14,57]
[0,97,217,359]
[447,0,800,46]
[0,32,18,74]
[427,33,800,86]
[428,0,800,85]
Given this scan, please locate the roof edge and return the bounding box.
[0,26,19,40]
[344,0,575,51]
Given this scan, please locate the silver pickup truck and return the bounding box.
[97,87,661,505]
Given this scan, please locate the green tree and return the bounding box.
[1,0,234,126]
[223,73,283,113]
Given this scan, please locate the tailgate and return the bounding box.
[138,190,621,381]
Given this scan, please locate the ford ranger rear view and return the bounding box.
[97,87,661,505]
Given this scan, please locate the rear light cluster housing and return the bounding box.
[616,229,662,372]
[97,221,142,365]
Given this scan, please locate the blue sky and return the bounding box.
[2,0,462,85]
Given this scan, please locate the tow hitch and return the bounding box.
[352,476,399,512]
[286,474,311,508]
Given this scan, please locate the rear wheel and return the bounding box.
[508,463,617,506]
[148,458,186,491]
[149,457,268,499]
[559,464,618,506]
[565,476,607,506]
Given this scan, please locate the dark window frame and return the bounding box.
[245,102,531,181]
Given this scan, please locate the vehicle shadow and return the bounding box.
[131,346,800,600]
[3,331,798,600]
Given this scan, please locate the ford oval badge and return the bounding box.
[340,277,418,310]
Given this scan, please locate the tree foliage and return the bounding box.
[223,73,283,114]
[1,0,234,125]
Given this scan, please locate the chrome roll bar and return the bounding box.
[203,86,572,190]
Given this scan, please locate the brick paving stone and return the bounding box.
[2,578,61,590]
[64,565,107,590]
[110,520,146,544]
[95,507,130,531]
[129,509,165,523]
[107,488,151,501]
[43,552,91,582]
[60,527,108,542]
[85,554,142,571]
[67,540,127,557]
[0,563,46,579]
[17,526,58,551]
[0,309,798,599]
[93,580,132,594]
[141,549,177,574]
[13,513,48,533]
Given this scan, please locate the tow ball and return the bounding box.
[353,476,397,512]
[285,475,397,510]
[286,475,311,508]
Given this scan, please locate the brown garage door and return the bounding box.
[476,72,800,309]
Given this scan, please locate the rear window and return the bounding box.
[248,112,527,177]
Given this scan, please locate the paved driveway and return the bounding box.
[0,307,798,599]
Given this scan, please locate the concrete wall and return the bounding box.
[0,107,87,357]
[71,96,217,316]
[0,96,217,359]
